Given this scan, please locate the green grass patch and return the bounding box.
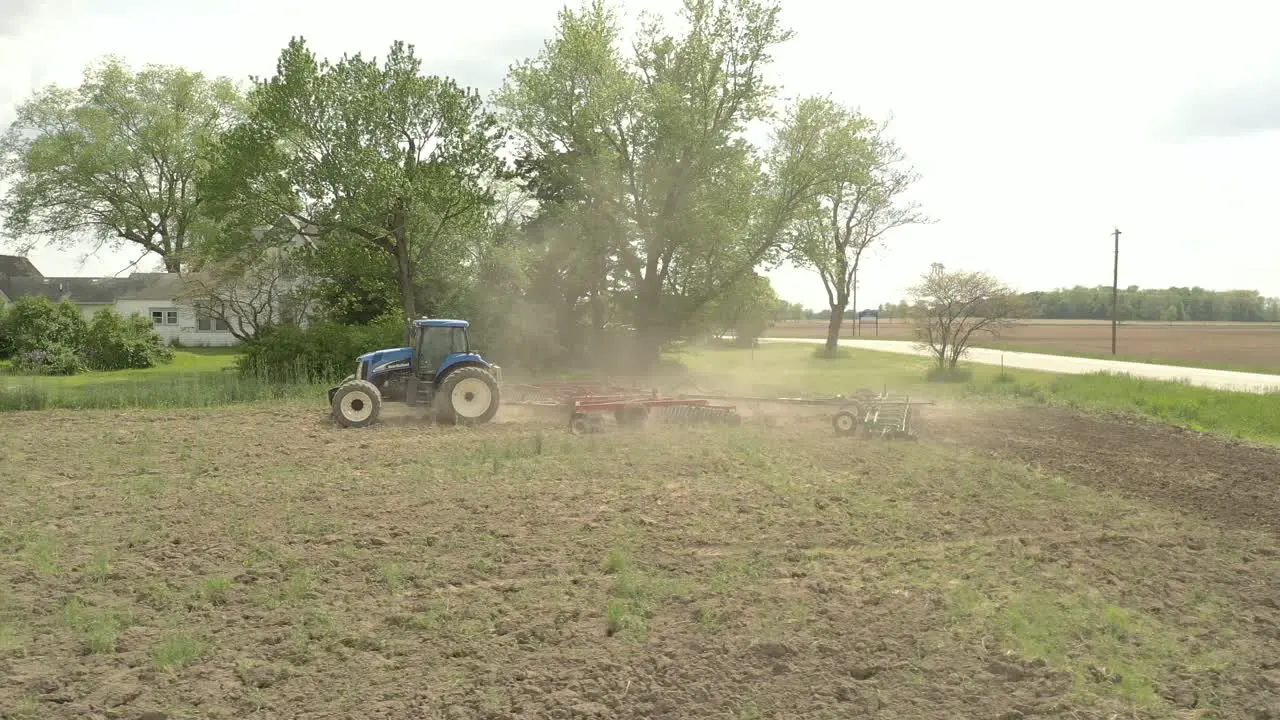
[0,348,335,412]
[602,548,687,642]
[0,374,328,411]
[2,348,238,383]
[61,596,129,655]
[997,591,1197,706]
[195,577,233,607]
[971,371,1280,444]
[675,342,995,398]
[942,577,1231,710]
[152,634,206,672]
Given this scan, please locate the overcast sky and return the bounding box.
[1,0,1277,311]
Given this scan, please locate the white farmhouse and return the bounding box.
[0,258,241,347]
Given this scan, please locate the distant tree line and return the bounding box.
[874,286,1280,322]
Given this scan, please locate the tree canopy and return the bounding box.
[199,37,508,324]
[497,0,860,363]
[1,1,954,371]
[0,57,243,272]
[785,104,930,354]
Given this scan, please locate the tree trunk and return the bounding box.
[163,254,181,273]
[634,323,665,372]
[633,272,664,371]
[850,269,858,338]
[394,233,416,347]
[824,304,846,356]
[823,288,849,356]
[556,298,582,362]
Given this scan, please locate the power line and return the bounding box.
[1111,227,1121,356]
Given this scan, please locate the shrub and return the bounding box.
[5,297,87,354]
[82,308,174,371]
[13,344,87,375]
[237,316,405,383]
[4,298,89,374]
[0,303,10,359]
[925,365,974,383]
[0,297,172,375]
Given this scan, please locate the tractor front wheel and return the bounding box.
[436,366,501,425]
[332,379,382,428]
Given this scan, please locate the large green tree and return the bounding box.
[500,0,845,365]
[0,57,243,272]
[786,105,930,355]
[201,38,507,324]
[498,2,635,360]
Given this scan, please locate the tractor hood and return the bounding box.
[358,347,414,375]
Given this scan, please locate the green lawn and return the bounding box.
[674,342,1005,398]
[0,348,325,411]
[0,348,240,385]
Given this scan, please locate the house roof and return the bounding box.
[0,272,198,305]
[0,255,43,279]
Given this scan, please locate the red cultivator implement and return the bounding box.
[678,389,928,439]
[505,382,741,434]
[505,382,927,438]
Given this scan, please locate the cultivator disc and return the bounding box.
[506,381,743,434]
[649,404,742,426]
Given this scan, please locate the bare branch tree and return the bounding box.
[908,263,1019,372]
[180,244,314,343]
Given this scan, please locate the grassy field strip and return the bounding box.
[0,349,328,411]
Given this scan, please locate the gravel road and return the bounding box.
[761,337,1280,394]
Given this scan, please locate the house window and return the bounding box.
[197,316,230,332]
[151,309,178,326]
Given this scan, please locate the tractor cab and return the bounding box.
[328,318,503,428]
[414,319,472,380]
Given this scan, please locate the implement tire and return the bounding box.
[436,366,500,425]
[833,407,861,437]
[332,379,382,428]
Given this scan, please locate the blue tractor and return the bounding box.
[328,319,502,428]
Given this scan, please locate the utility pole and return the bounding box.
[1111,227,1121,356]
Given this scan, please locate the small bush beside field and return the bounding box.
[0,297,172,375]
[235,316,405,383]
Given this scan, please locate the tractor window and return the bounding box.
[418,327,453,374]
[451,328,469,354]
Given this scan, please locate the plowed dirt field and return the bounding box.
[1,402,1277,719]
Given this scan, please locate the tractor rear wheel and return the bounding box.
[332,379,382,428]
[436,366,500,425]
